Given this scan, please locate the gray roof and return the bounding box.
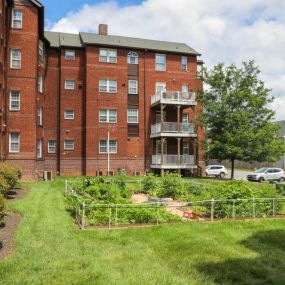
[44,31,200,55]
[276,121,285,137]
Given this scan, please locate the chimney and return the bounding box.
[99,24,108,36]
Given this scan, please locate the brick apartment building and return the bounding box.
[0,0,204,180]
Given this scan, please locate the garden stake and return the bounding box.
[232,200,236,220]
[109,207,112,230]
[115,204,118,225]
[211,198,214,222]
[82,202,85,230]
[252,198,256,219]
[273,198,276,218]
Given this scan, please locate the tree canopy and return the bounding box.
[200,60,285,178]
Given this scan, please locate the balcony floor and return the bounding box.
[150,132,197,139]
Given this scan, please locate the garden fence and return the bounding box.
[65,180,285,230]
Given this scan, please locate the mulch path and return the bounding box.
[0,187,30,260]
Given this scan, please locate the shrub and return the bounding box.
[0,174,10,195]
[276,183,285,196]
[0,163,22,191]
[159,172,182,199]
[142,173,158,195]
[0,193,6,225]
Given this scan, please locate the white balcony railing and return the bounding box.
[151,122,195,135]
[151,91,196,105]
[152,155,195,165]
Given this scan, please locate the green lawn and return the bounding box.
[1,179,285,284]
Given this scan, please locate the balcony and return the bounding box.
[151,91,197,107]
[151,154,196,169]
[150,122,197,138]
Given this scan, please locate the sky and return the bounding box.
[43,0,285,121]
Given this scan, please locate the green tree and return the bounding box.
[200,60,285,179]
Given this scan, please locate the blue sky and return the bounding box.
[41,0,143,23]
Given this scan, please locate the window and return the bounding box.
[65,50,75,60]
[127,51,138,64]
[9,133,20,153]
[64,109,74,120]
[38,75,43,93]
[9,91,20,111]
[128,109,139,124]
[182,113,189,124]
[99,140,117,154]
[12,9,22,29]
[37,107,43,126]
[183,141,189,155]
[37,139,42,159]
[155,82,166,94]
[128,80,138,94]
[99,109,117,123]
[182,84,189,95]
[39,40,44,62]
[99,49,117,63]
[65,80,75,90]
[99,79,117,93]
[155,54,166,71]
[181,56,188,71]
[10,49,21,69]
[48,140,56,154]
[64,140,75,150]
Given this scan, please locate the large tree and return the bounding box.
[200,60,285,179]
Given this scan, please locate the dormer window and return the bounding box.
[127,51,138,64]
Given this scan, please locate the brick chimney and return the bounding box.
[99,24,108,36]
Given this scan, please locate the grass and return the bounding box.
[0,179,285,284]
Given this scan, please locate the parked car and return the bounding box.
[247,167,285,183]
[205,165,228,178]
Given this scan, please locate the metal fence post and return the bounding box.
[115,204,118,225]
[140,180,142,192]
[65,180,68,194]
[273,198,276,218]
[252,197,256,219]
[108,206,112,230]
[82,201,85,230]
[156,201,159,226]
[211,198,215,222]
[232,200,236,220]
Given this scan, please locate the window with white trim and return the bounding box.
[10,49,21,69]
[65,50,75,60]
[99,109,117,123]
[37,107,43,126]
[64,109,74,120]
[37,139,43,159]
[39,40,44,62]
[9,133,20,153]
[183,141,189,155]
[127,51,138,64]
[48,140,56,154]
[99,49,117,63]
[127,109,139,124]
[38,75,43,93]
[182,112,189,124]
[128,80,138,94]
[65,80,75,90]
[182,84,189,95]
[181,56,188,71]
[12,9,22,29]
[99,79,117,93]
[99,140,117,154]
[155,82,166,94]
[9,91,20,111]
[64,140,75,150]
[155,54,166,71]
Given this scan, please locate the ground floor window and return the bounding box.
[99,140,117,154]
[9,132,20,153]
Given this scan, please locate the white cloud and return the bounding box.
[50,0,285,121]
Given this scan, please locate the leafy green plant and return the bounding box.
[0,193,6,224]
[0,174,10,195]
[142,173,158,195]
[159,172,183,199]
[0,162,22,191]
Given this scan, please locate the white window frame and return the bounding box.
[99,140,117,154]
[10,49,21,69]
[128,80,138,94]
[48,140,56,154]
[64,140,75,150]
[65,50,75,60]
[127,51,139,64]
[38,75,43,93]
[127,109,139,124]
[12,9,22,29]
[155,82,166,94]
[65,80,75,90]
[37,107,43,126]
[9,133,20,153]
[9,91,20,111]
[99,79,117,93]
[182,112,189,124]
[182,84,189,95]
[183,141,189,155]
[181,56,188,71]
[99,109,117,123]
[39,40,44,62]
[37,139,43,159]
[64,109,75,120]
[99,49,117,63]
[155,54,166,71]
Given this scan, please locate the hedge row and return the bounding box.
[0,163,22,224]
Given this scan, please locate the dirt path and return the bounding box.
[131,194,149,204]
[165,201,188,218]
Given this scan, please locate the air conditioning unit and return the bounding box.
[134,171,141,176]
[108,171,114,176]
[44,171,53,181]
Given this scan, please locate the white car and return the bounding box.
[205,165,228,178]
[247,167,285,183]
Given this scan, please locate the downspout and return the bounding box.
[143,49,147,173]
[56,49,61,175]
